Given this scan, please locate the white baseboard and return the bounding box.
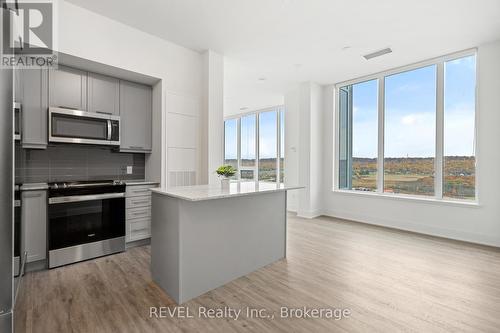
[323,208,500,248]
[297,210,323,219]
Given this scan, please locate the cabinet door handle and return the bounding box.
[58,106,78,110]
[132,189,150,194]
[96,111,112,115]
[132,200,149,205]
[129,146,144,149]
[131,224,150,232]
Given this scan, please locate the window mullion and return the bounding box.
[377,77,385,193]
[237,118,241,180]
[435,62,444,198]
[256,113,260,181]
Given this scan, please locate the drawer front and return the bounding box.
[126,195,151,209]
[127,217,151,242]
[126,206,151,220]
[126,185,156,197]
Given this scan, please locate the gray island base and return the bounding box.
[150,182,302,304]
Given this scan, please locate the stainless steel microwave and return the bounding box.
[49,107,120,146]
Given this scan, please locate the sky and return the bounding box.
[226,55,476,161]
[351,55,476,158]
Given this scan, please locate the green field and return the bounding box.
[223,158,284,182]
[225,156,475,199]
[352,156,475,199]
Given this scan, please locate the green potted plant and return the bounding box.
[216,165,237,189]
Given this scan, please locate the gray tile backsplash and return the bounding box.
[15,143,145,184]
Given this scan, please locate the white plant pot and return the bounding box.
[221,178,230,190]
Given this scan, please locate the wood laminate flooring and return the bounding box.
[14,215,500,332]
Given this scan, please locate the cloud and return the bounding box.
[447,55,475,70]
[394,83,421,93]
[401,115,417,125]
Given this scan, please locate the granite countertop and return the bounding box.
[151,181,303,201]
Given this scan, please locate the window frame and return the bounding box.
[223,117,239,172]
[333,48,478,203]
[224,106,285,183]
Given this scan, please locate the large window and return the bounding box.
[224,107,285,183]
[259,110,278,181]
[240,114,256,179]
[224,119,238,169]
[443,56,476,200]
[339,79,378,191]
[337,52,476,201]
[384,65,437,196]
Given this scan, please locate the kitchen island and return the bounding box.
[150,181,302,304]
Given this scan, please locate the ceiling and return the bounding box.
[65,0,500,103]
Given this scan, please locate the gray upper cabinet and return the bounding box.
[88,72,120,115]
[17,64,153,153]
[119,80,152,153]
[49,65,87,110]
[17,68,49,149]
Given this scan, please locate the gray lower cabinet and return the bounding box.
[119,80,152,153]
[88,72,120,115]
[126,184,157,242]
[49,65,87,110]
[21,190,47,263]
[16,68,49,149]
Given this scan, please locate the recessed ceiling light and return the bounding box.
[258,77,267,81]
[240,107,249,111]
[363,47,392,60]
[342,46,351,50]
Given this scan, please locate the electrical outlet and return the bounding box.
[126,166,133,174]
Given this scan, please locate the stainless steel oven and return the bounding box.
[48,181,126,268]
[49,107,120,146]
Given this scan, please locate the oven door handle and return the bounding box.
[49,192,125,204]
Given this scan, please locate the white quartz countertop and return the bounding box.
[20,183,49,191]
[151,181,303,201]
[124,180,159,186]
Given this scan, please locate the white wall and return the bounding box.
[319,39,500,247]
[296,83,324,218]
[284,82,324,217]
[201,50,224,185]
[284,87,300,212]
[57,0,204,187]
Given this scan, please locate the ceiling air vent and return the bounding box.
[363,48,392,60]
